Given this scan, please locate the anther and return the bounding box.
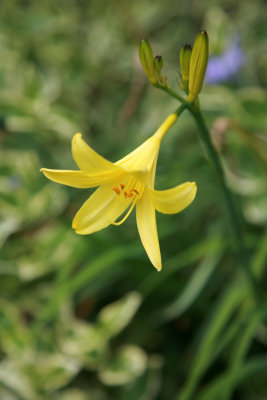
[112,186,120,195]
[130,189,139,195]
[123,191,128,199]
[120,184,125,189]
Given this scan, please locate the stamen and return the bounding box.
[130,189,139,195]
[112,186,120,195]
[112,199,137,226]
[112,183,140,200]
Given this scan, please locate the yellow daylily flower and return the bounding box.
[41,113,197,271]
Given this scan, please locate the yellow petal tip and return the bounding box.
[73,132,82,141]
[192,181,197,193]
[40,168,49,177]
[154,262,162,272]
[72,221,77,230]
[72,224,86,235]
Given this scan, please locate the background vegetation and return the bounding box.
[0,0,267,399]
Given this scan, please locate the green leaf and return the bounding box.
[160,251,222,321]
[98,292,142,338]
[98,345,147,386]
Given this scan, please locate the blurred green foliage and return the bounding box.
[0,0,267,399]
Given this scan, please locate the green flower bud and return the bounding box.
[139,38,157,84]
[188,30,209,103]
[180,44,192,82]
[154,55,164,73]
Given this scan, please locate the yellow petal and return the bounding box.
[116,114,177,171]
[136,189,162,271]
[116,136,160,173]
[73,185,128,235]
[72,133,121,175]
[41,168,91,188]
[150,182,197,214]
[41,168,126,188]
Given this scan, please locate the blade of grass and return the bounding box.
[222,308,265,400]
[198,356,267,400]
[139,235,225,297]
[176,230,267,400]
[177,281,246,400]
[159,251,222,323]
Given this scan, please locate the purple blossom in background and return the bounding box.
[205,38,245,84]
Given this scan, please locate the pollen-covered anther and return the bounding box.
[128,188,140,198]
[120,184,125,189]
[130,189,139,195]
[112,186,120,195]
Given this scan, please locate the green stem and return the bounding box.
[174,103,187,116]
[156,84,259,300]
[190,109,258,299]
[153,83,187,105]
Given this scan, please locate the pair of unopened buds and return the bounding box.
[139,30,209,103]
